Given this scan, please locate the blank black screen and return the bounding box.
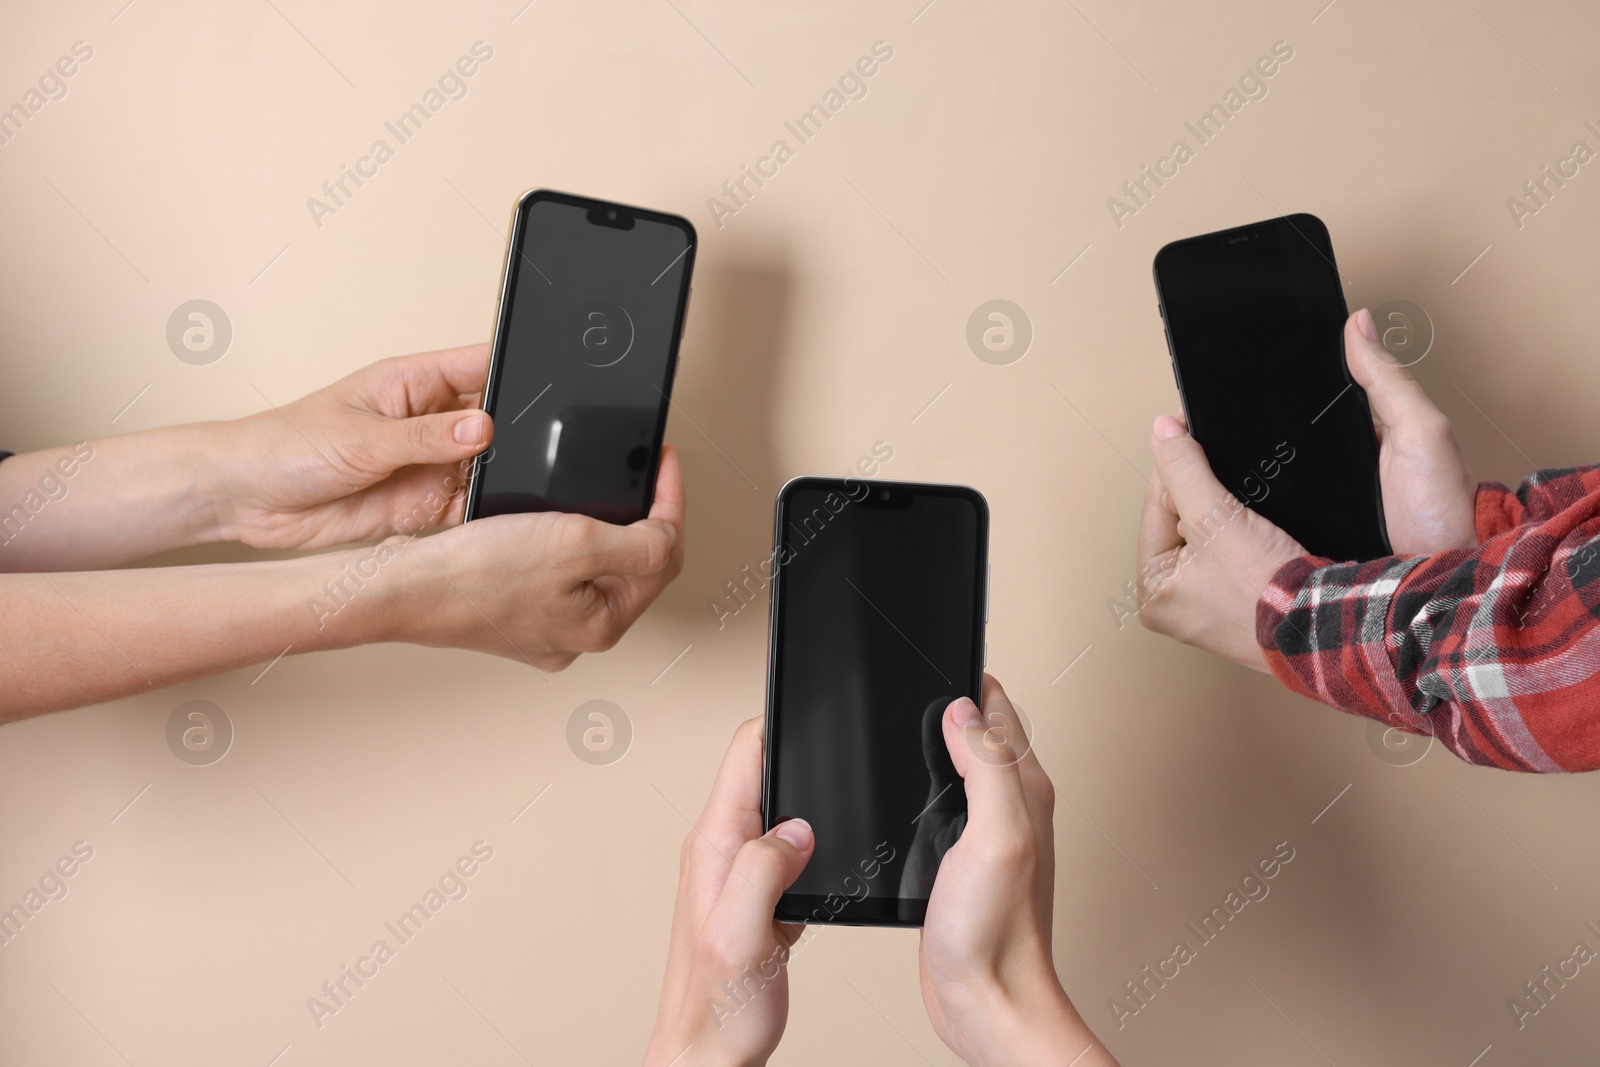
[473,193,692,524]
[766,480,985,924]
[1156,215,1388,562]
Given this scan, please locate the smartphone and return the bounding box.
[1153,213,1389,562]
[762,478,989,927]
[464,189,696,524]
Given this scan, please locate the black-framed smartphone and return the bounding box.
[464,189,696,524]
[1152,213,1390,562]
[762,477,989,927]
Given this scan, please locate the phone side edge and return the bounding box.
[965,484,990,704]
[1151,250,1199,443]
[462,190,535,522]
[760,477,828,841]
[637,217,697,525]
[761,482,790,845]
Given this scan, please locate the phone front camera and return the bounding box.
[878,490,890,501]
[606,209,618,220]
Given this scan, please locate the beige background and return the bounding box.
[2,0,1598,1063]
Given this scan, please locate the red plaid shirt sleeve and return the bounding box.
[1256,466,1600,772]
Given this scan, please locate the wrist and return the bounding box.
[643,1033,758,1067]
[353,529,464,648]
[984,981,1102,1067]
[172,419,247,545]
[944,965,1105,1067]
[289,540,429,650]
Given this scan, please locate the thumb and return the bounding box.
[577,517,678,578]
[941,693,1031,826]
[1345,309,1441,434]
[705,820,814,946]
[368,409,493,471]
[1150,415,1237,534]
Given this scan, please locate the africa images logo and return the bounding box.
[565,300,634,367]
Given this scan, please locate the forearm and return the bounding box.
[1475,465,1600,539]
[1258,517,1600,770]
[1256,552,1425,721]
[0,423,233,571]
[1260,465,1600,717]
[1,546,409,722]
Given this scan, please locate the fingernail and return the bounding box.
[1356,308,1378,344]
[1153,415,1186,442]
[773,818,813,852]
[951,697,981,728]
[453,413,487,445]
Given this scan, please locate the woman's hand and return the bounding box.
[219,344,493,549]
[0,433,686,720]
[380,445,686,671]
[921,676,1118,1067]
[644,718,814,1067]
[1345,308,1478,555]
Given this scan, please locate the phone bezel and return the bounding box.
[1151,212,1391,560]
[761,476,990,928]
[463,188,697,524]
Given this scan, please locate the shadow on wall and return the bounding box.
[651,249,793,628]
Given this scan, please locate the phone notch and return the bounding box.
[861,485,913,509]
[587,204,635,230]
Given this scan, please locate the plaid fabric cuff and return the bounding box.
[1256,552,1427,721]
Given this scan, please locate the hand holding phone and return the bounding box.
[644,717,813,1067]
[1135,414,1308,671]
[400,445,685,671]
[223,344,494,550]
[920,677,1120,1067]
[1341,309,1478,555]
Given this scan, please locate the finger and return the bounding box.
[353,462,476,533]
[648,443,687,551]
[671,718,766,966]
[571,512,678,579]
[568,446,683,579]
[364,408,494,474]
[972,671,1049,806]
[974,682,1056,933]
[696,717,766,845]
[1150,416,1239,533]
[707,819,814,955]
[941,686,1031,833]
[429,342,492,395]
[441,472,469,525]
[1137,428,1185,569]
[590,445,688,619]
[979,674,1054,809]
[1344,310,1442,434]
[378,344,493,412]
